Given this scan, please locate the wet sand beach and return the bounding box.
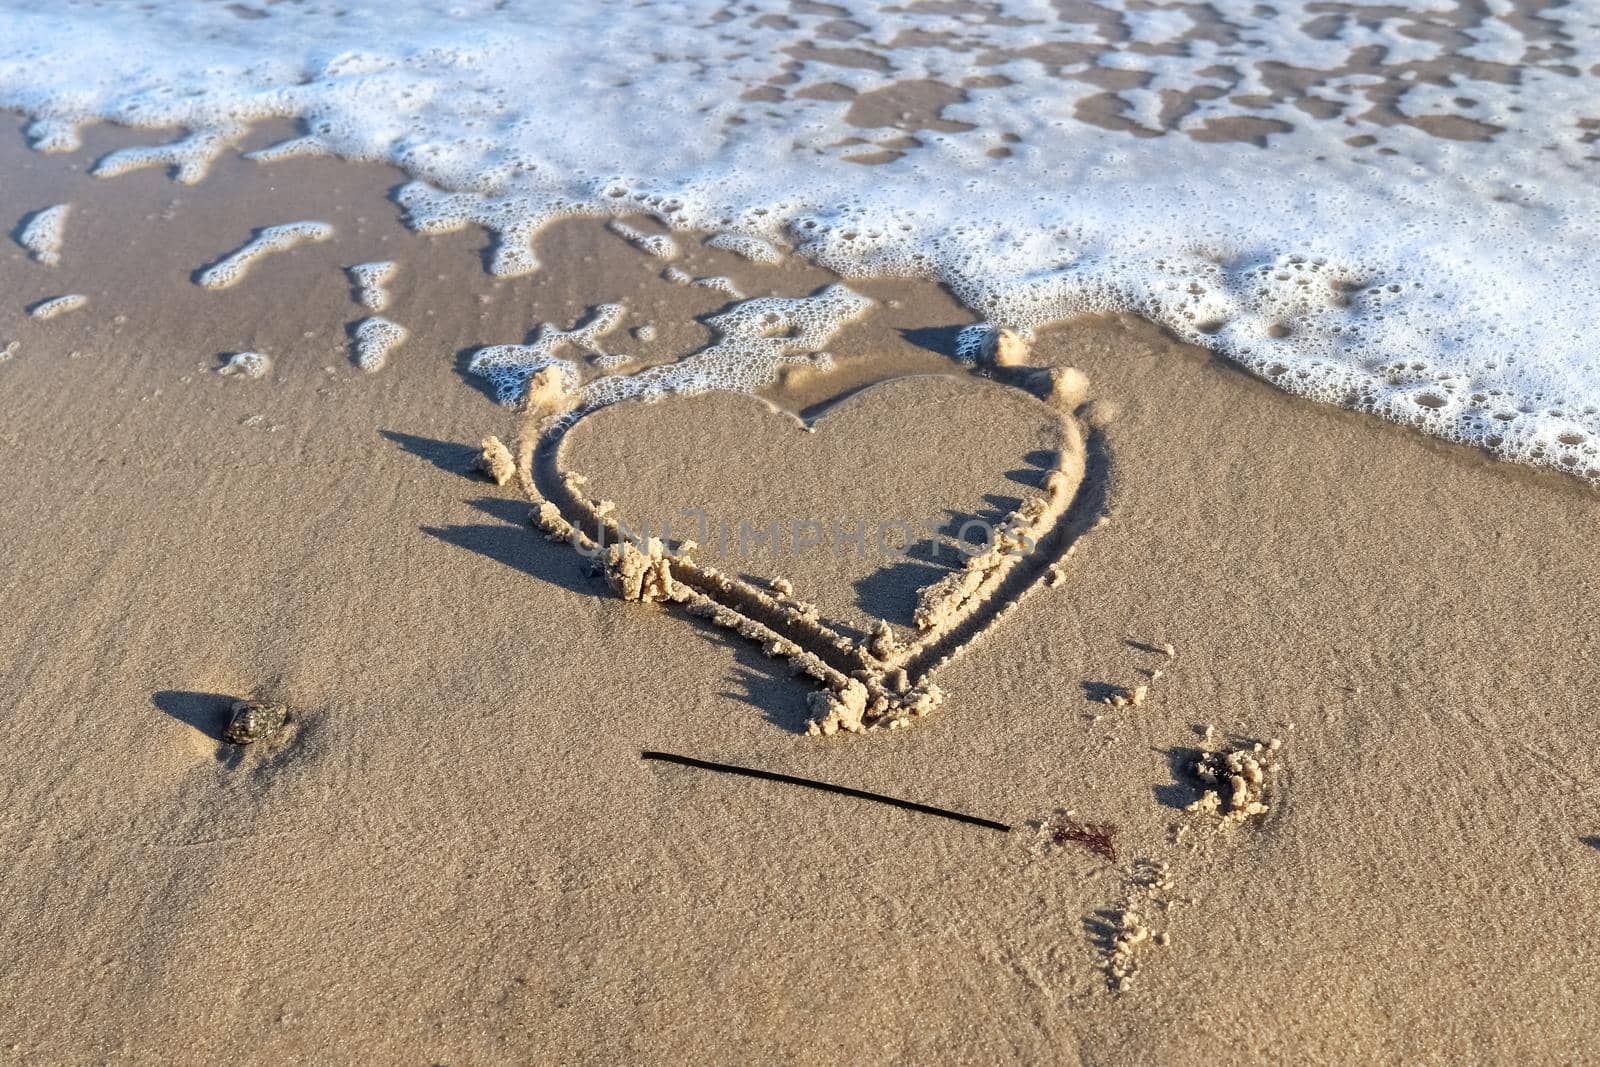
[2,114,1598,1062]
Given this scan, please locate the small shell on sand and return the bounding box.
[224,698,291,745]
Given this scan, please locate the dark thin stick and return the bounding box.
[640,750,1011,833]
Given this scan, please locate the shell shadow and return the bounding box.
[152,689,234,742]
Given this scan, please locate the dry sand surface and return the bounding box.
[1,115,1598,1064]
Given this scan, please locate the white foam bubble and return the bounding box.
[198,222,333,290]
[578,284,872,411]
[93,123,250,185]
[589,351,632,371]
[29,294,87,321]
[607,220,677,260]
[218,351,272,379]
[2,1,1599,479]
[469,303,625,405]
[705,233,782,264]
[244,137,330,165]
[692,276,743,299]
[351,316,407,372]
[347,261,397,311]
[17,204,69,266]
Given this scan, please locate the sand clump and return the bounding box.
[1081,399,1121,428]
[477,436,516,486]
[1039,366,1092,411]
[525,365,578,419]
[806,676,945,736]
[1102,684,1149,708]
[980,326,1030,367]
[1102,859,1177,993]
[953,322,1031,366]
[1187,738,1284,826]
[604,537,677,604]
[867,619,898,660]
[806,678,870,735]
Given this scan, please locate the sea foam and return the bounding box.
[17,204,69,266]
[1,1,1598,479]
[197,222,333,290]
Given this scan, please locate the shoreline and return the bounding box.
[4,106,1597,493]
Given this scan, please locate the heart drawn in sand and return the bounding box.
[502,357,1107,738]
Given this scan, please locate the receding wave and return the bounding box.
[2,0,1597,479]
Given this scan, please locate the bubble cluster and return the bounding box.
[217,351,272,379]
[578,284,871,411]
[468,303,625,406]
[606,220,678,260]
[346,261,397,311]
[350,316,407,373]
[705,233,783,264]
[91,123,250,185]
[17,204,69,266]
[29,294,87,321]
[197,222,334,291]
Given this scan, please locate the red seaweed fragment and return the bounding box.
[1050,815,1120,862]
